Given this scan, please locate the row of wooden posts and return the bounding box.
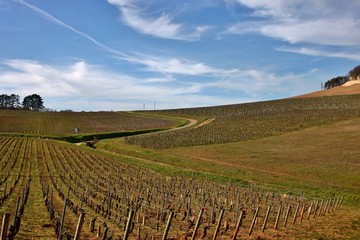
[1,195,344,240]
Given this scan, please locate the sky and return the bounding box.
[0,0,359,111]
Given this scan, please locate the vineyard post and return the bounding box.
[299,204,306,224]
[262,205,271,232]
[162,211,174,240]
[74,211,85,240]
[235,189,241,222]
[318,200,323,216]
[333,198,339,211]
[283,205,291,227]
[58,198,68,240]
[97,225,101,237]
[292,203,300,225]
[13,196,20,226]
[249,205,260,235]
[338,196,344,209]
[274,205,282,230]
[137,226,141,240]
[323,199,329,216]
[191,207,204,240]
[123,209,134,240]
[212,208,225,240]
[232,210,244,240]
[313,201,318,218]
[307,202,313,220]
[337,196,344,209]
[0,213,10,240]
[327,199,333,213]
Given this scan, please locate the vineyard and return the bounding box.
[1,95,360,239]
[0,110,176,137]
[0,137,352,239]
[125,95,360,149]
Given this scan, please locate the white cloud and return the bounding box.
[276,47,360,61]
[13,0,130,58]
[227,0,360,46]
[0,59,216,110]
[120,7,182,39]
[0,59,313,110]
[127,55,228,76]
[211,68,316,98]
[107,0,207,40]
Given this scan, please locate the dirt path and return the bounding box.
[191,118,215,129]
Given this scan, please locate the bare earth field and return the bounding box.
[294,82,360,98]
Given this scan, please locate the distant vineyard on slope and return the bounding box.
[0,110,175,136]
[126,95,360,149]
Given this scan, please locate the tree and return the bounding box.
[9,94,20,109]
[0,94,20,109]
[349,65,360,79]
[324,76,347,89]
[22,94,44,111]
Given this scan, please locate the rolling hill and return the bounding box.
[295,80,360,98]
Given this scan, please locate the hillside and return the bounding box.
[126,95,360,149]
[1,94,360,239]
[295,81,360,98]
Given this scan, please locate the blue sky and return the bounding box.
[0,0,359,111]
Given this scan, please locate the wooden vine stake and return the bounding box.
[249,206,260,236]
[58,198,68,240]
[292,203,300,225]
[1,213,10,240]
[191,208,204,240]
[123,209,135,240]
[307,202,313,220]
[317,200,324,216]
[313,201,318,218]
[283,205,291,227]
[338,196,344,209]
[274,205,282,230]
[299,204,306,224]
[262,205,271,232]
[162,211,174,240]
[232,210,244,240]
[74,211,85,240]
[213,208,225,240]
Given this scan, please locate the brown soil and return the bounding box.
[294,83,360,98]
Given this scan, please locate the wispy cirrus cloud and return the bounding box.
[12,0,217,76]
[124,54,230,76]
[227,0,360,46]
[276,47,360,61]
[13,0,130,58]
[107,0,207,41]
